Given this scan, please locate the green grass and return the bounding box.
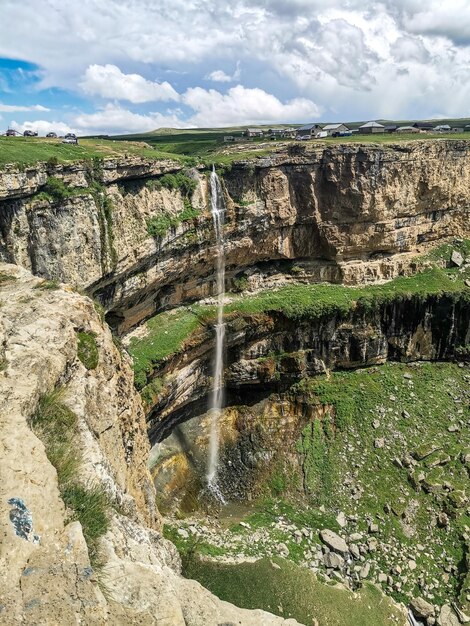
[0,136,188,166]
[76,331,99,370]
[183,556,406,625]
[2,128,469,168]
[129,308,202,389]
[30,389,109,563]
[33,279,60,290]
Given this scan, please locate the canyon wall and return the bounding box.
[0,141,469,333]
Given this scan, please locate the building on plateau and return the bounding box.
[396,126,420,134]
[244,128,264,138]
[413,122,434,132]
[322,123,351,136]
[358,121,386,134]
[296,123,324,139]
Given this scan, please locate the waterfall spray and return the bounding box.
[207,167,226,503]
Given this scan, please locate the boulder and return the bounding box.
[438,604,460,626]
[319,529,349,554]
[323,552,344,569]
[410,597,435,619]
[451,250,464,267]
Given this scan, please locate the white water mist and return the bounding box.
[207,167,226,502]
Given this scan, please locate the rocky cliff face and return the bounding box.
[0,264,300,626]
[145,292,470,442]
[1,141,469,333]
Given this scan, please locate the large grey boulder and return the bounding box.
[319,529,349,554]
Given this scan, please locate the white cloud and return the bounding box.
[184,85,321,126]
[1,0,470,126]
[80,64,180,103]
[10,120,76,136]
[390,36,430,63]
[207,70,233,83]
[0,104,50,112]
[206,62,241,83]
[73,104,190,134]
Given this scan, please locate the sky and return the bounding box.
[0,0,469,135]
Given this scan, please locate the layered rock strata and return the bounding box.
[146,292,470,442]
[0,141,469,333]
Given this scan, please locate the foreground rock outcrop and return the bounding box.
[0,264,301,625]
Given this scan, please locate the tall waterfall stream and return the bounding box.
[207,167,227,503]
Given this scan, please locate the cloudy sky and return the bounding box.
[0,0,469,135]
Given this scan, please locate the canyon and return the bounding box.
[1,139,469,626]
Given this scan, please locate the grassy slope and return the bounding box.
[127,242,470,387]
[167,361,469,612]
[184,556,406,626]
[0,136,187,166]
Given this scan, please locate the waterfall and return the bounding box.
[207,167,226,503]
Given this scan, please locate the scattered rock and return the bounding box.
[336,512,347,528]
[374,438,385,449]
[369,522,379,533]
[451,603,470,624]
[349,544,360,559]
[408,560,417,571]
[360,563,370,579]
[177,528,189,539]
[437,512,449,528]
[372,419,381,429]
[439,604,461,626]
[319,529,349,554]
[402,410,411,418]
[451,250,464,267]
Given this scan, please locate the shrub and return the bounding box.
[33,279,60,290]
[146,214,180,238]
[180,199,200,221]
[77,331,99,369]
[42,176,71,202]
[147,172,197,197]
[232,275,249,293]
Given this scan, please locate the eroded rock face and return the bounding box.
[0,264,301,626]
[146,292,470,442]
[1,141,469,333]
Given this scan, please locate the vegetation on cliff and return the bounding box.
[29,389,109,563]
